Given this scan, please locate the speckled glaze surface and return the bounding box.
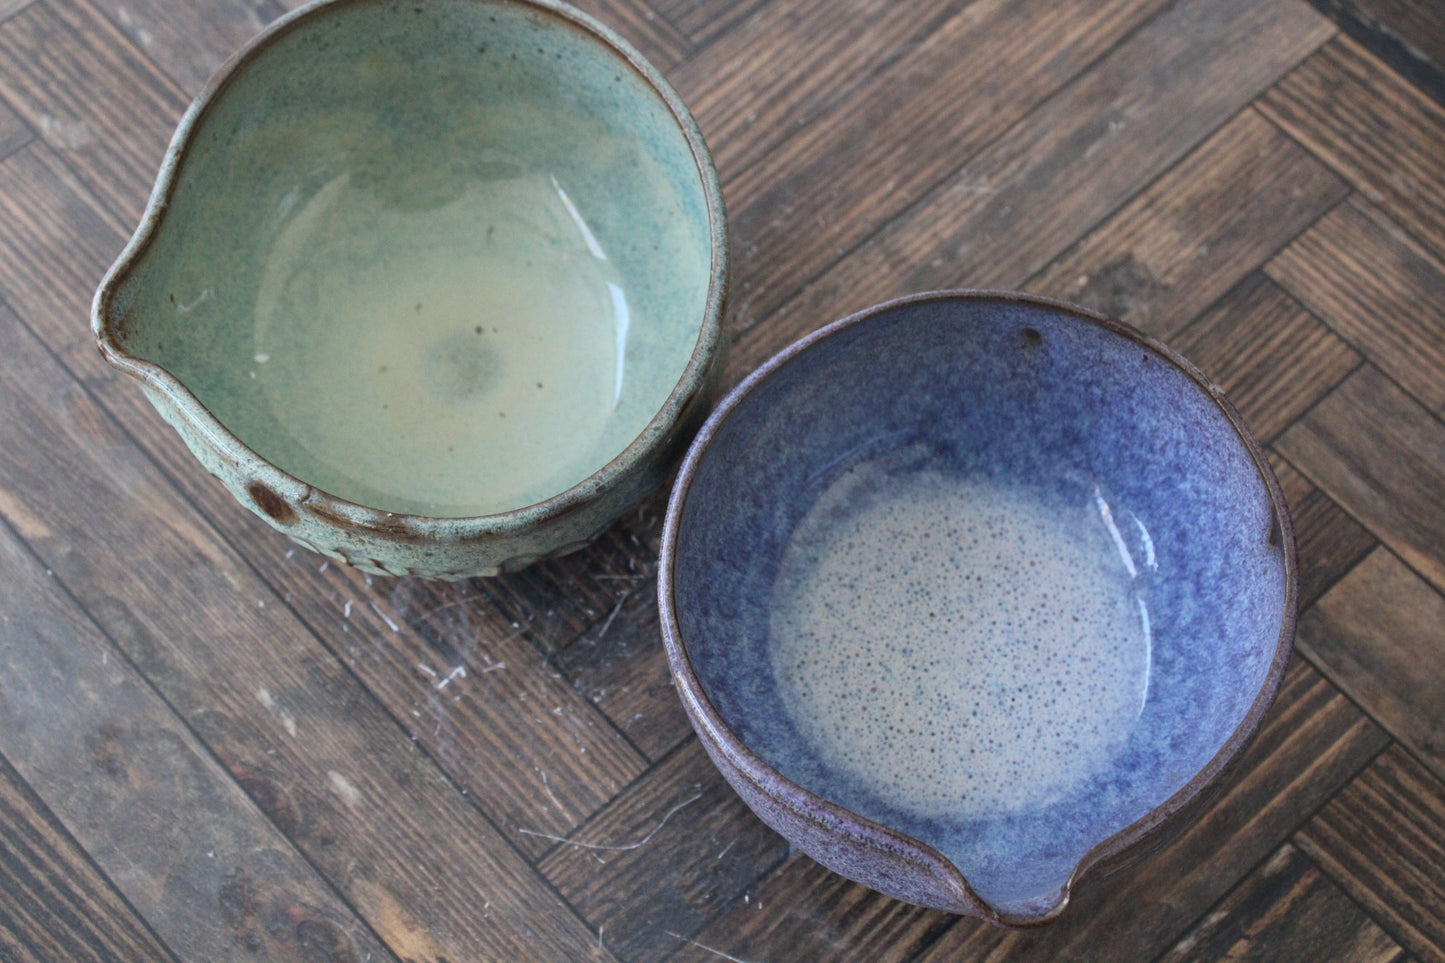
[659,291,1297,925]
[92,0,727,579]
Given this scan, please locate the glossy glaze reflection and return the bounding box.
[251,165,637,515]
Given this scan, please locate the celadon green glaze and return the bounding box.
[93,0,727,578]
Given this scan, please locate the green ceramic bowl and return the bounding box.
[93,0,727,578]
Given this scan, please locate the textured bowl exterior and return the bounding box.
[92,0,728,579]
[659,290,1297,924]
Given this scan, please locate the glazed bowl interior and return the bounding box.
[104,0,715,518]
[665,293,1293,919]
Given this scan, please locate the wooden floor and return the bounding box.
[1,0,1443,959]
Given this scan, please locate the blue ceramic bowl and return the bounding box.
[659,291,1295,925]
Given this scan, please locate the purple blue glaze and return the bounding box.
[663,292,1293,918]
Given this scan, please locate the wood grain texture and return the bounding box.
[0,0,34,22]
[539,740,789,963]
[256,554,652,864]
[1159,842,1408,963]
[711,0,1174,334]
[912,661,1388,963]
[470,495,666,656]
[1298,548,1445,781]
[673,0,975,181]
[649,0,765,48]
[0,146,126,350]
[1261,35,1445,254]
[0,752,180,963]
[731,0,1335,383]
[86,0,280,95]
[1268,196,1445,417]
[1277,365,1445,594]
[1305,0,1445,107]
[554,571,693,763]
[1028,108,1348,341]
[200,522,653,865]
[0,247,615,962]
[1297,744,1445,963]
[668,853,954,963]
[134,487,649,867]
[1169,274,1362,446]
[1270,455,1379,608]
[0,0,185,225]
[0,453,393,963]
[0,94,30,159]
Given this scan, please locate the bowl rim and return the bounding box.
[91,0,729,535]
[658,288,1298,925]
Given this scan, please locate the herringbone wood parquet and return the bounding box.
[1,0,1442,960]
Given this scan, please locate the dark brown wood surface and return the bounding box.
[1,0,1442,959]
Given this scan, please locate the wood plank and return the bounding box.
[0,472,393,963]
[469,495,666,655]
[0,753,181,963]
[1158,842,1408,963]
[700,0,1179,334]
[1027,107,1349,341]
[0,0,33,21]
[1276,365,1445,594]
[0,145,126,351]
[85,382,647,855]
[1169,274,1362,446]
[0,223,615,962]
[1269,454,1378,608]
[1267,196,1445,417]
[650,0,766,49]
[553,569,695,763]
[1304,0,1445,107]
[0,94,31,159]
[1297,744,1445,963]
[668,853,954,963]
[539,740,790,963]
[281,560,649,863]
[730,0,1335,384]
[672,0,979,181]
[722,0,1196,334]
[1297,548,1445,782]
[913,660,1388,963]
[0,143,654,865]
[1260,35,1445,254]
[86,0,280,96]
[0,0,186,225]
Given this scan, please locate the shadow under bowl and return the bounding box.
[659,290,1295,924]
[93,0,727,579]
